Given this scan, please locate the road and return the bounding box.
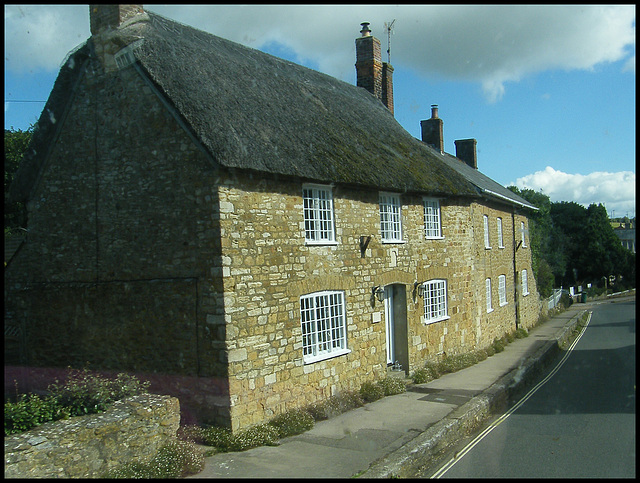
[430,297,636,478]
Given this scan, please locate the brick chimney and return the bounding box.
[420,105,444,153]
[90,4,144,35]
[355,23,394,115]
[455,139,478,169]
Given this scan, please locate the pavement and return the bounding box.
[188,296,626,479]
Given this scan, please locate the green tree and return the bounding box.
[4,127,32,233]
[507,186,564,296]
[550,201,589,286]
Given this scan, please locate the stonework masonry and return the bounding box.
[4,394,180,478]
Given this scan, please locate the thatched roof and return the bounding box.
[10,10,487,203]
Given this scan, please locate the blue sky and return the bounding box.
[4,5,636,217]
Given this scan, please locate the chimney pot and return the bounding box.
[90,4,144,36]
[421,106,444,152]
[360,22,372,37]
[455,139,478,169]
[355,23,393,115]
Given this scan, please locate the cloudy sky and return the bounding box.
[4,4,636,217]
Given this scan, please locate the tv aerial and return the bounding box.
[384,19,396,63]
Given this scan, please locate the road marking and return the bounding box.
[431,312,592,478]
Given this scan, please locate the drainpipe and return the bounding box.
[512,207,520,330]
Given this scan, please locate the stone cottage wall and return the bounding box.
[4,55,228,423]
[4,394,180,478]
[215,171,537,430]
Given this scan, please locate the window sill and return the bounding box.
[381,239,406,244]
[303,348,351,365]
[305,240,339,246]
[421,315,450,325]
[425,236,445,240]
[499,302,508,307]
[486,308,494,314]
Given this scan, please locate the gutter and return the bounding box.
[481,188,538,211]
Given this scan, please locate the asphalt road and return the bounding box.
[430,298,636,478]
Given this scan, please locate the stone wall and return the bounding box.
[4,394,180,478]
[216,172,540,430]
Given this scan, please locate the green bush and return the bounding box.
[48,369,150,417]
[411,366,439,384]
[492,337,506,353]
[376,377,406,396]
[268,408,314,438]
[189,423,279,453]
[4,368,150,436]
[307,390,364,420]
[515,328,529,339]
[359,381,384,403]
[103,438,204,478]
[4,394,70,435]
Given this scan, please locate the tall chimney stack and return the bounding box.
[420,105,444,152]
[455,139,478,169]
[90,4,144,36]
[355,23,394,115]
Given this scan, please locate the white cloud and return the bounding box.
[4,5,635,101]
[4,5,90,74]
[513,167,636,216]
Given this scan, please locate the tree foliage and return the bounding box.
[509,186,635,293]
[4,127,32,233]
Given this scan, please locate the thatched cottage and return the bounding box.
[5,5,540,430]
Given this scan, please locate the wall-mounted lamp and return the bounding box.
[414,282,426,298]
[372,285,385,303]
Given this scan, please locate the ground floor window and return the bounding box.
[498,274,507,306]
[522,269,529,296]
[422,279,449,324]
[300,290,349,363]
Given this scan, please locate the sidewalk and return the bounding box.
[188,302,595,478]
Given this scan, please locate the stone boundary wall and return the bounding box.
[4,394,180,478]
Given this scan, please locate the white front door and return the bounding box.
[384,285,394,365]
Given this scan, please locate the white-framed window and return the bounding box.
[522,269,529,296]
[303,184,336,244]
[486,278,493,313]
[498,274,507,306]
[379,192,403,242]
[423,198,443,239]
[521,221,527,248]
[497,217,504,248]
[421,279,449,324]
[300,291,349,364]
[483,215,491,249]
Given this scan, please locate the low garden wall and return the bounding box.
[4,393,180,478]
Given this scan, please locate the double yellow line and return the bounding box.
[431,311,592,478]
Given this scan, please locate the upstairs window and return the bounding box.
[521,221,527,248]
[303,184,336,244]
[498,274,507,306]
[483,215,491,249]
[423,198,442,239]
[379,192,403,242]
[300,291,349,363]
[421,279,448,324]
[497,217,504,248]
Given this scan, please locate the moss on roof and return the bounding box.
[11,10,480,203]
